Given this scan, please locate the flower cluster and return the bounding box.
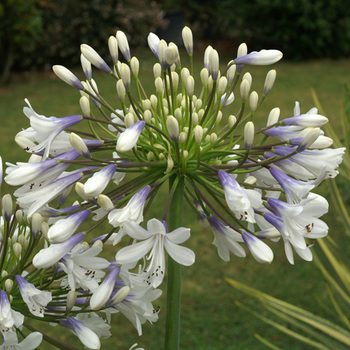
[0,26,344,348]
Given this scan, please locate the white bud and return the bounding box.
[69,132,90,158]
[181,68,190,85]
[237,43,248,58]
[186,76,195,97]
[130,57,139,77]
[150,94,158,109]
[210,133,218,143]
[182,26,193,54]
[249,91,259,112]
[31,213,43,237]
[244,121,255,150]
[165,44,180,66]
[226,64,236,84]
[41,221,49,238]
[120,63,131,90]
[267,107,280,126]
[244,175,257,185]
[174,108,182,121]
[166,116,180,141]
[80,54,92,80]
[216,111,222,124]
[193,125,204,144]
[204,45,213,69]
[200,68,209,87]
[155,77,164,94]
[52,65,84,90]
[263,69,276,95]
[79,96,90,116]
[66,291,77,313]
[116,79,126,101]
[5,279,13,293]
[216,76,228,96]
[13,242,22,258]
[113,286,131,304]
[242,72,252,86]
[80,44,111,74]
[97,194,114,212]
[171,71,179,91]
[192,113,199,125]
[240,79,250,101]
[108,36,118,64]
[2,194,13,221]
[227,116,236,129]
[125,113,135,129]
[144,110,152,123]
[179,132,187,144]
[147,151,154,160]
[209,49,219,80]
[116,30,131,60]
[183,150,189,159]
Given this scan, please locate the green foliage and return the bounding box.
[187,0,350,59]
[0,0,166,80]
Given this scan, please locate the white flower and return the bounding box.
[207,215,246,261]
[15,275,52,317]
[59,243,110,292]
[0,291,24,331]
[116,219,195,288]
[0,331,43,350]
[234,49,283,65]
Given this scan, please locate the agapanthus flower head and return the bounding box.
[0,24,345,349]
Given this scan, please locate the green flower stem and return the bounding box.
[165,174,184,350]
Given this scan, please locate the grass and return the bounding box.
[0,50,349,349]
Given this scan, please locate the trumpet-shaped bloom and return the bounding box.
[33,232,85,269]
[0,331,43,350]
[116,219,195,287]
[218,170,262,223]
[15,275,52,317]
[207,215,246,261]
[0,291,24,330]
[59,244,110,292]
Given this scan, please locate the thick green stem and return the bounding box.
[165,175,184,350]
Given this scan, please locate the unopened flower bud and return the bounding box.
[228,115,237,128]
[186,76,195,97]
[192,113,199,126]
[144,110,152,123]
[249,91,259,112]
[237,43,248,58]
[244,176,257,184]
[217,76,228,96]
[263,69,276,95]
[120,63,131,90]
[182,26,193,55]
[125,113,135,129]
[171,71,179,91]
[193,125,204,144]
[116,31,131,60]
[200,68,209,87]
[150,94,158,109]
[2,194,13,222]
[15,210,25,224]
[242,72,252,86]
[130,57,139,77]
[66,291,77,313]
[147,151,154,161]
[267,107,280,126]
[179,132,187,144]
[112,286,131,304]
[41,221,49,238]
[5,279,13,293]
[244,121,255,151]
[52,65,84,90]
[31,213,43,238]
[75,182,91,201]
[209,49,219,80]
[155,77,164,94]
[1,271,8,278]
[204,45,213,69]
[69,132,90,158]
[80,44,111,74]
[80,54,92,80]
[116,79,126,101]
[181,68,190,85]
[240,79,251,101]
[210,133,218,143]
[13,242,22,258]
[226,64,237,84]
[165,44,180,66]
[79,96,90,117]
[108,36,118,64]
[97,194,114,212]
[166,116,179,141]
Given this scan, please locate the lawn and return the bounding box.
[0,49,349,349]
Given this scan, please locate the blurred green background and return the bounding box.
[0,1,350,349]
